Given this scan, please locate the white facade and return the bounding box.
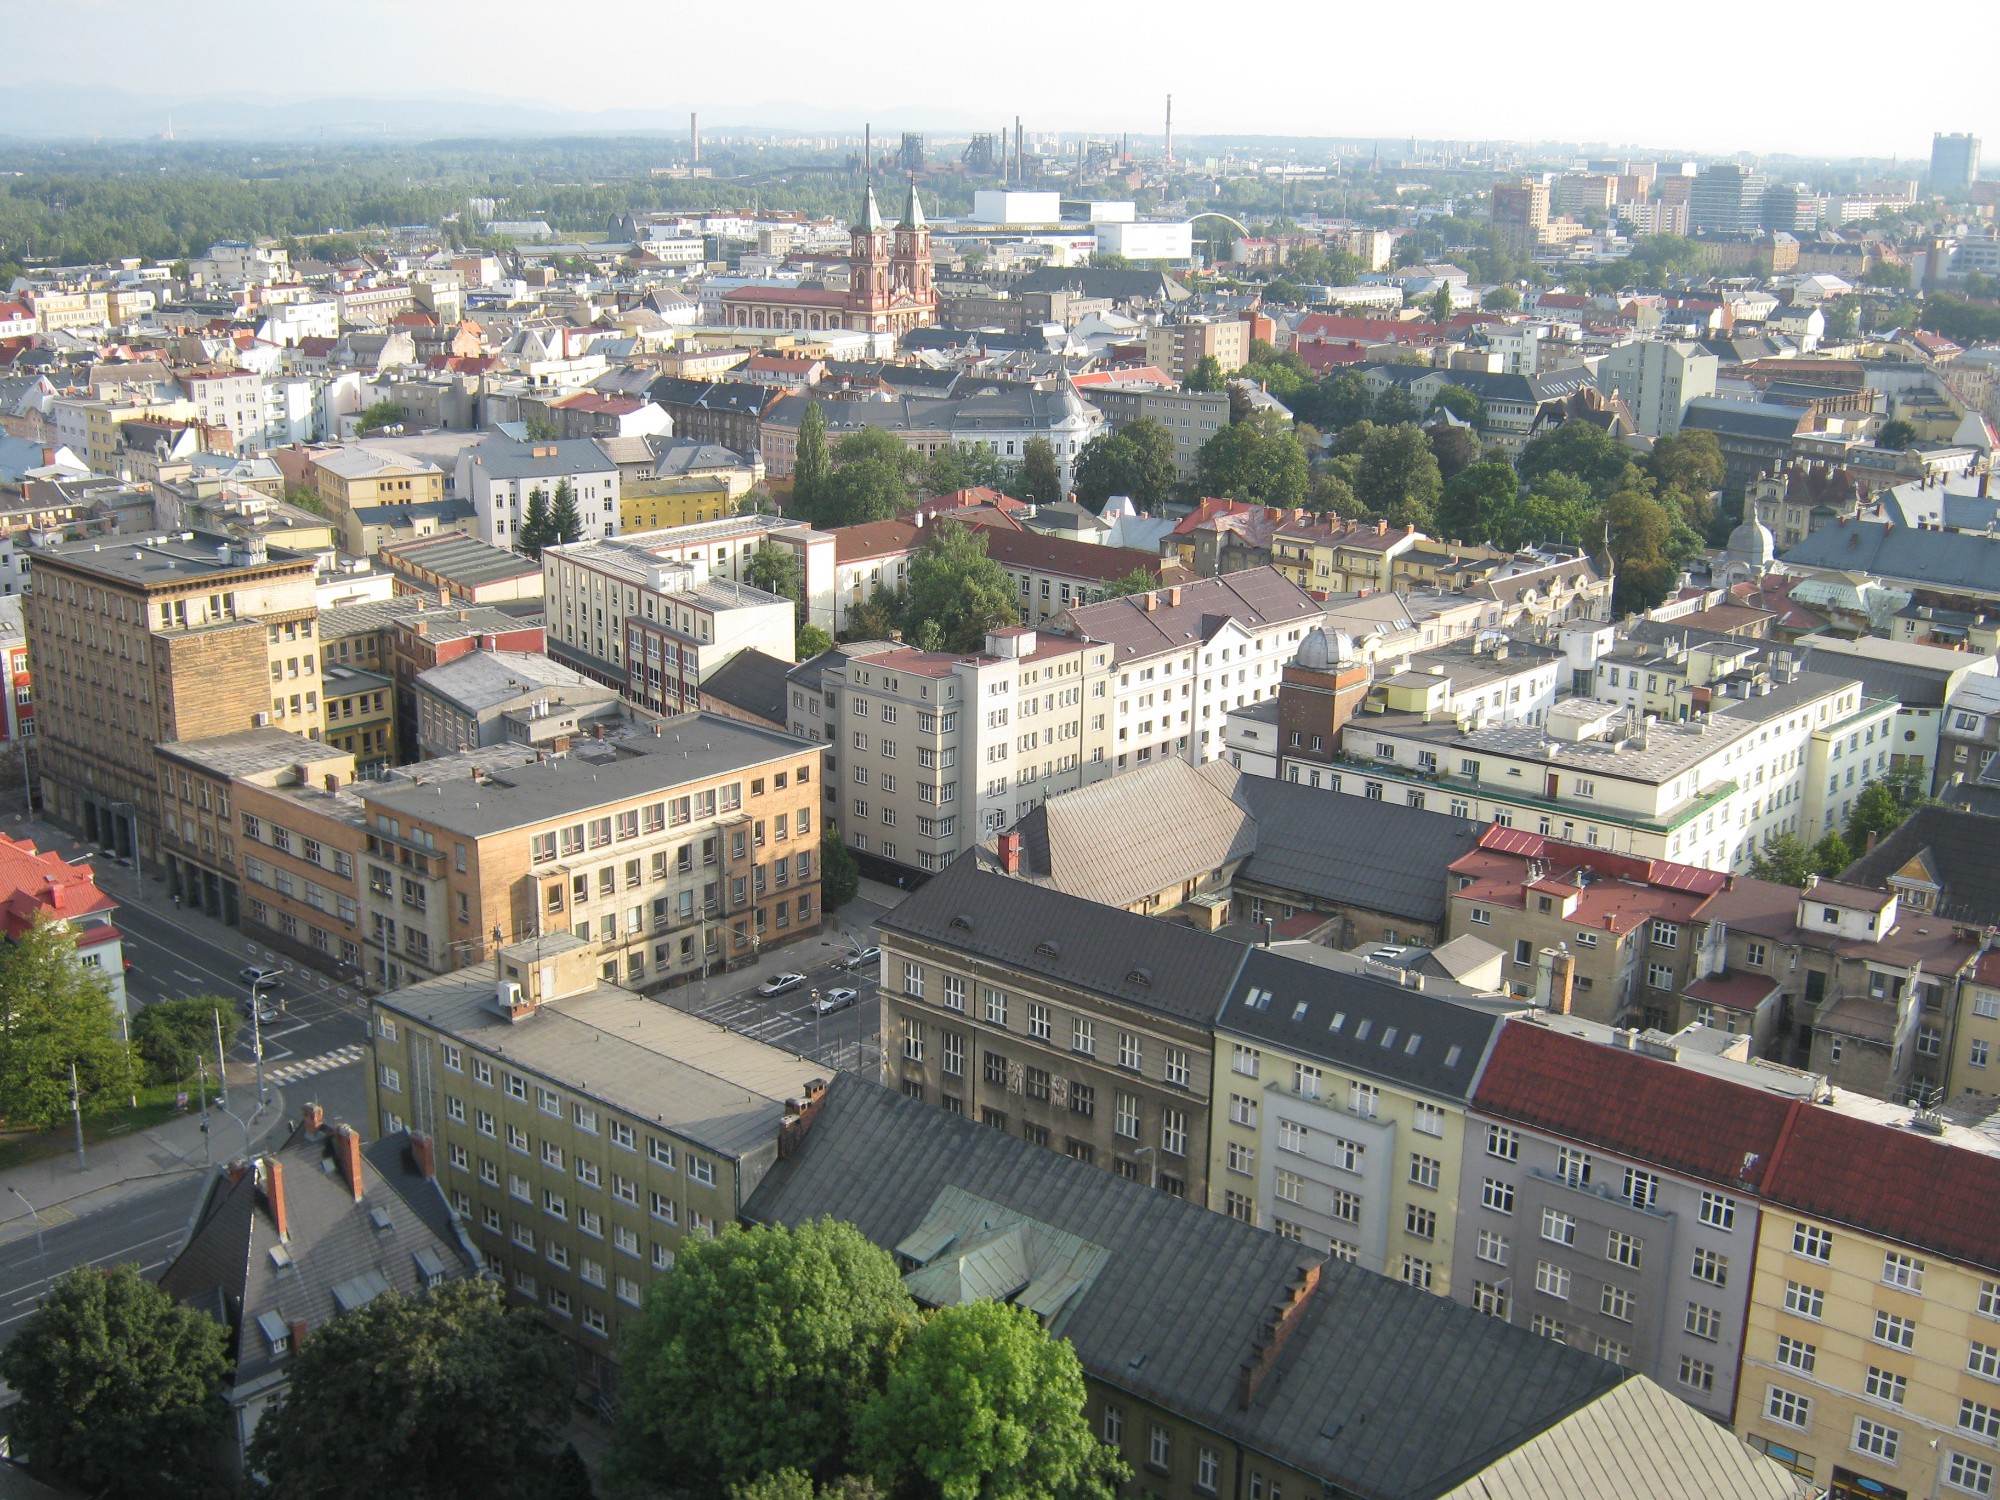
[1094,221,1196,262]
[1594,340,1717,438]
[971,190,1063,224]
[457,441,622,547]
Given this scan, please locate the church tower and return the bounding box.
[894,178,934,313]
[849,183,892,323]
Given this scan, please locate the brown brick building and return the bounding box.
[26,533,322,864]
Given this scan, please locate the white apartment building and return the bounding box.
[1054,569,1326,772]
[1594,340,1718,438]
[456,437,621,547]
[1308,670,1892,873]
[805,627,1117,876]
[542,539,795,712]
[583,514,836,635]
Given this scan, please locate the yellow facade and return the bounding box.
[619,478,733,534]
[1951,969,2000,1104]
[1205,1028,1469,1297]
[1737,1207,2000,1500]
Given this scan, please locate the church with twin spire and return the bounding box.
[719,179,935,337]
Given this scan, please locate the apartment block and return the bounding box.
[1457,1017,1805,1423]
[559,514,834,635]
[1142,319,1251,383]
[1208,946,1501,1295]
[811,626,1115,876]
[366,944,823,1380]
[975,527,1180,629]
[1077,383,1229,478]
[456,437,621,548]
[541,537,795,714]
[1738,1104,2000,1500]
[1055,569,1325,771]
[878,848,1238,1204]
[1323,670,1883,873]
[27,533,322,865]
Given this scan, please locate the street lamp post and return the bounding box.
[67,1062,84,1171]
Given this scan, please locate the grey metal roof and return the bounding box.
[698,648,793,725]
[1060,567,1323,662]
[1840,803,2000,927]
[1012,759,1256,910]
[880,852,1250,1025]
[460,435,616,480]
[157,728,332,778]
[383,532,541,587]
[1680,398,1807,441]
[1218,946,1502,1101]
[744,1074,1630,1499]
[1224,768,1487,925]
[376,971,822,1159]
[1786,516,2000,596]
[34,531,312,587]
[363,710,816,837]
[414,650,607,716]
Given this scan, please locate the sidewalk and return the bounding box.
[0,1079,291,1243]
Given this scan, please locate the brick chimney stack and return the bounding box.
[996,830,1022,874]
[263,1157,290,1243]
[302,1101,325,1134]
[330,1124,365,1202]
[409,1132,436,1179]
[1550,947,1576,1016]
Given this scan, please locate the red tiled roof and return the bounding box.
[552,392,644,415]
[1294,314,1438,343]
[1684,970,1782,1012]
[832,517,921,563]
[1070,366,1177,389]
[1296,342,1374,373]
[1761,1106,2000,1273]
[0,835,115,941]
[1473,1021,1798,1191]
[968,525,1171,584]
[721,286,846,306]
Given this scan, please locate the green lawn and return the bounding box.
[0,1082,201,1173]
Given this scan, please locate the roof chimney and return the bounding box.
[1167,585,1182,607]
[409,1132,436,1179]
[1236,1262,1322,1409]
[301,1100,324,1134]
[1550,947,1576,1015]
[996,830,1023,875]
[330,1124,365,1202]
[262,1156,290,1243]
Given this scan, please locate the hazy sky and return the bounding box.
[36,0,2000,161]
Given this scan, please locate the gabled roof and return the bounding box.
[1759,1103,2000,1273]
[1839,803,2000,926]
[1058,567,1321,662]
[698,648,792,726]
[881,851,1249,1026]
[1472,1019,1799,1191]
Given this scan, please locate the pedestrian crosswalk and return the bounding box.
[266,1044,366,1086]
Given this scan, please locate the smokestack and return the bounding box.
[690,112,700,167]
[1165,94,1174,165]
[263,1157,290,1243]
[1016,115,1024,185]
[331,1124,365,1202]
[1550,948,1576,1016]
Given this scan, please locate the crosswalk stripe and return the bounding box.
[266,1044,366,1085]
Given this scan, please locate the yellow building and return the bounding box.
[1736,1103,2000,1500]
[619,477,733,534]
[1952,953,2000,1103]
[1271,516,1426,595]
[1205,947,1500,1298]
[309,447,446,525]
[320,664,396,768]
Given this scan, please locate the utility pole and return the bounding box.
[213,1005,228,1113]
[195,1058,211,1167]
[68,1062,84,1171]
[251,994,267,1111]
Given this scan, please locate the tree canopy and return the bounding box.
[793,404,831,516]
[0,1264,232,1500]
[355,400,406,434]
[854,1301,1127,1500]
[1352,422,1442,530]
[1019,438,1062,506]
[746,541,805,619]
[546,479,583,547]
[1517,419,1636,498]
[0,919,137,1128]
[1183,355,1226,393]
[1194,410,1307,508]
[129,996,238,1087]
[516,486,554,559]
[248,1279,584,1500]
[1845,765,1930,852]
[612,1219,919,1497]
[1749,831,1854,887]
[1647,429,1726,496]
[820,829,861,909]
[1071,419,1178,512]
[810,430,917,529]
[901,519,1019,654]
[1875,418,1917,451]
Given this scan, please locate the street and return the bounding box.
[0,1176,206,1346]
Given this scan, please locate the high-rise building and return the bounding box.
[1491,178,1550,252]
[1932,132,1982,193]
[26,532,323,864]
[1689,164,1770,235]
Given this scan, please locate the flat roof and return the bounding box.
[36,532,313,587]
[377,971,822,1160]
[362,710,816,837]
[382,532,542,587]
[156,728,336,778]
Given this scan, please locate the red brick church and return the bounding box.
[720,180,935,337]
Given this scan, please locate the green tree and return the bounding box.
[1813,830,1854,876]
[1750,833,1817,887]
[1020,438,1062,506]
[1306,470,1357,516]
[1603,481,1678,613]
[1429,384,1487,432]
[797,624,835,658]
[1482,286,1521,312]
[1491,485,1599,550]
[794,404,832,517]
[1648,430,1726,495]
[842,586,905,644]
[1426,285,1454,324]
[902,519,1019,653]
[731,1473,880,1500]
[921,442,1006,498]
[0,920,138,1128]
[516,485,553,559]
[1426,423,1481,484]
[355,400,407,433]
[812,430,918,529]
[1194,411,1307,507]
[522,413,561,442]
[1826,295,1861,340]
[547,479,583,545]
[855,1301,1128,1500]
[1845,764,1930,852]
[747,540,805,616]
[821,829,861,909]
[1100,568,1160,598]
[1072,419,1178,511]
[1354,422,1443,530]
[248,1279,583,1500]
[1317,371,1374,430]
[1518,418,1635,498]
[0,1264,231,1500]
[1370,383,1423,426]
[613,1220,918,1497]
[1183,355,1226,393]
[129,997,239,1087]
[1876,418,1917,451]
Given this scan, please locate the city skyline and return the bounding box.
[15,0,2000,160]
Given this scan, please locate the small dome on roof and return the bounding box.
[1294,627,1355,671]
[1726,518,1777,567]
